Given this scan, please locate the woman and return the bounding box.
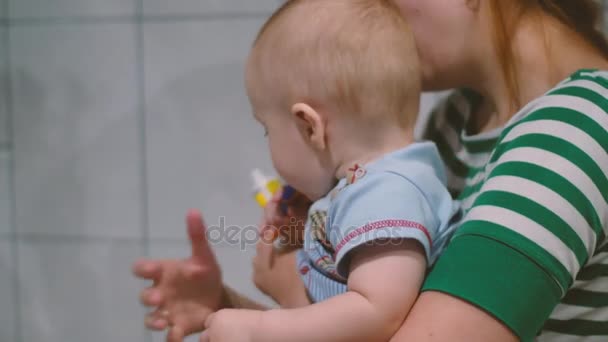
[133,0,608,340]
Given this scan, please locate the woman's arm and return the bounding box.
[391,291,518,342]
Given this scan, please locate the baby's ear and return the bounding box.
[291,102,326,151]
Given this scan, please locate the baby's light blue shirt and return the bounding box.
[296,142,460,303]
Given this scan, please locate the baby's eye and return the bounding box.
[264,128,268,137]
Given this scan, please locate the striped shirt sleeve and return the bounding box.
[423,75,608,341]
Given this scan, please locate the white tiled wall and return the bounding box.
[8,0,136,18]
[0,17,9,237]
[0,241,16,342]
[11,24,143,238]
[0,25,7,145]
[144,19,273,240]
[17,240,146,342]
[0,4,12,339]
[0,152,11,235]
[3,2,280,342]
[0,0,6,19]
[143,0,281,16]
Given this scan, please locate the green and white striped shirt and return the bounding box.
[421,69,608,341]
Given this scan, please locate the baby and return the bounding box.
[201,0,459,341]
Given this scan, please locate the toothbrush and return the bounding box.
[250,168,297,215]
[250,169,297,243]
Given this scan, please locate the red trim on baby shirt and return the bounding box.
[334,219,432,256]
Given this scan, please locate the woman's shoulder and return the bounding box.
[491,69,608,172]
[506,69,608,130]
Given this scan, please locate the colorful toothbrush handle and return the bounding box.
[279,185,296,215]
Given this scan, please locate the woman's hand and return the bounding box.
[132,210,224,342]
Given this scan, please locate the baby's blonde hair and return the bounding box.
[246,0,420,127]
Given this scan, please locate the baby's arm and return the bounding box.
[202,240,426,342]
[260,240,426,341]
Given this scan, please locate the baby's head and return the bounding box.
[246,0,420,200]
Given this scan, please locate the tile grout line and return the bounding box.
[5,1,23,340]
[0,233,234,244]
[135,0,149,261]
[135,0,153,340]
[0,234,251,252]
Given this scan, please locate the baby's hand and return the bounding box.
[264,187,310,248]
[200,309,263,342]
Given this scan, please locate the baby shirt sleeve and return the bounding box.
[327,169,440,277]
